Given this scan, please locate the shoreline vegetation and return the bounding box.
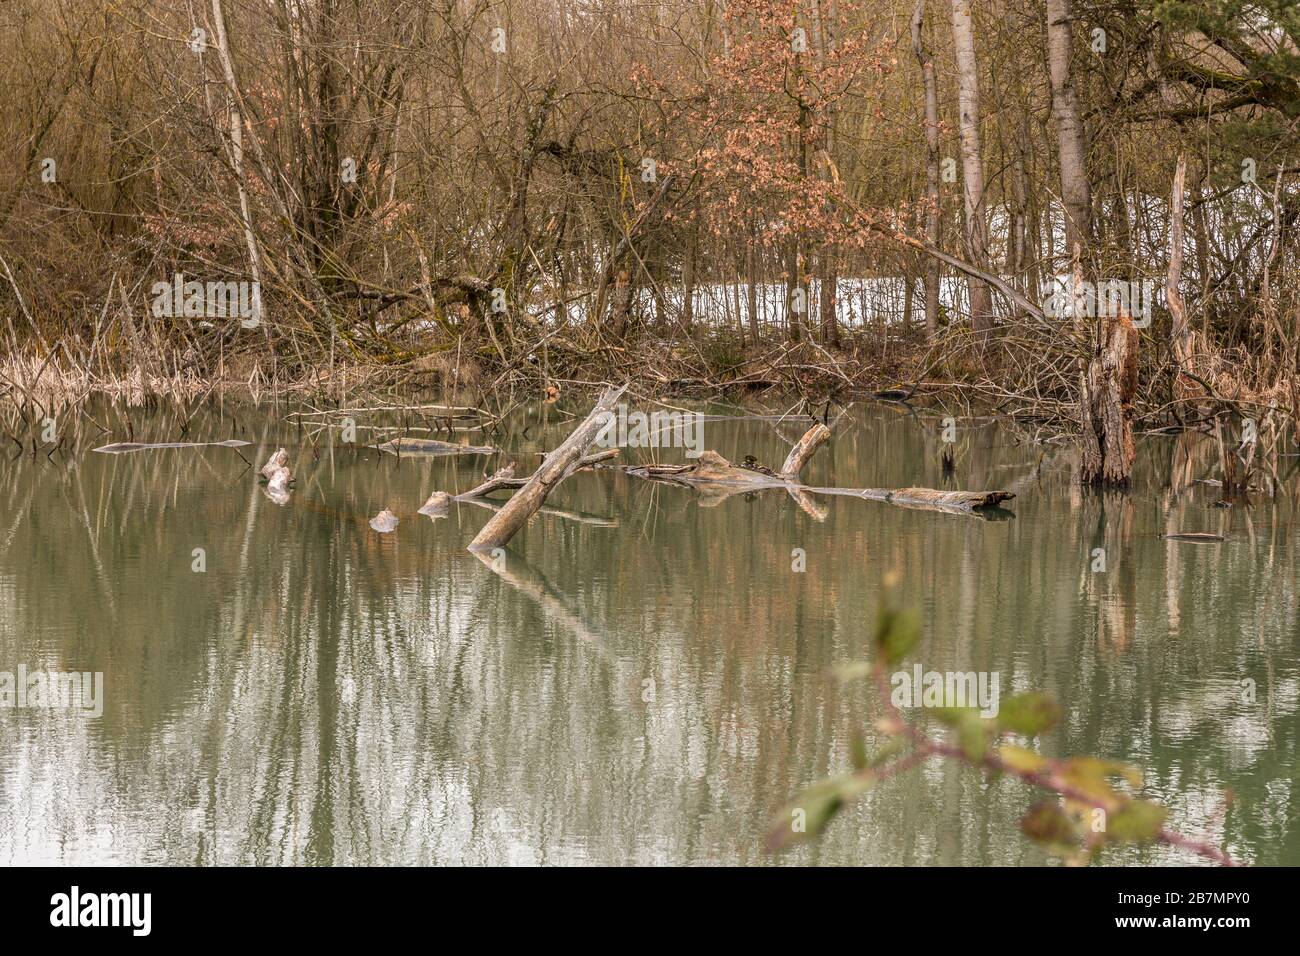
[3,1,1300,491]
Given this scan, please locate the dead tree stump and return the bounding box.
[1080,312,1138,487]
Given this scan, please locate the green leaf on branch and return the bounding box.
[1105,799,1168,844]
[935,707,993,761]
[1061,757,1142,804]
[996,693,1061,737]
[1020,800,1078,855]
[866,736,907,768]
[766,773,875,852]
[874,607,920,667]
[998,744,1049,775]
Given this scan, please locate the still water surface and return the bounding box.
[1,398,1296,864]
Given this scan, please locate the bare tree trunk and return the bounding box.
[469,385,626,551]
[1168,154,1197,402]
[912,0,941,340]
[1046,0,1092,258]
[820,249,838,346]
[682,224,697,335]
[785,239,802,342]
[210,0,265,334]
[903,273,915,332]
[948,0,993,340]
[747,232,760,344]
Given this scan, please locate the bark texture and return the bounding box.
[949,0,993,338]
[1080,313,1139,486]
[468,384,626,550]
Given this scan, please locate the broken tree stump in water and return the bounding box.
[260,447,290,480]
[260,447,294,504]
[1079,311,1138,487]
[418,492,452,518]
[468,384,627,551]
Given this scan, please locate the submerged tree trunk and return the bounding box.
[948,0,993,340]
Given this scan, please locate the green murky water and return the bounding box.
[1,397,1296,865]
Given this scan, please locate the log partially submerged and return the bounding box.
[625,424,1015,516]
[450,451,616,502]
[375,436,495,456]
[806,486,1016,514]
[94,439,252,454]
[779,423,832,479]
[468,384,627,551]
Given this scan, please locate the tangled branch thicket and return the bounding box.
[1,1,1298,439]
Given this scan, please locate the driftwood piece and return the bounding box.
[260,447,294,505]
[625,425,1014,517]
[779,423,832,479]
[626,450,790,488]
[449,451,615,503]
[375,437,495,456]
[807,486,1015,514]
[260,447,290,479]
[94,440,252,454]
[456,465,518,500]
[369,509,400,533]
[1162,532,1225,543]
[418,492,451,518]
[468,384,627,551]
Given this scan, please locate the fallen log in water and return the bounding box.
[374,437,495,456]
[805,486,1016,514]
[94,439,251,454]
[624,424,1014,516]
[467,384,627,551]
[1162,532,1225,543]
